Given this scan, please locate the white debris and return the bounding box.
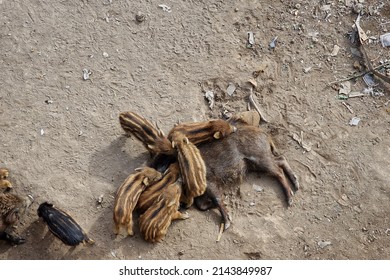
[226,83,236,96]
[379,33,390,47]
[330,45,340,56]
[82,69,91,80]
[291,132,312,152]
[349,117,360,126]
[303,66,313,73]
[348,92,365,98]
[204,90,215,109]
[253,184,264,192]
[339,81,351,95]
[158,4,171,13]
[355,14,368,42]
[269,36,278,49]
[318,240,332,249]
[97,194,104,205]
[103,52,109,58]
[247,32,255,47]
[40,129,45,136]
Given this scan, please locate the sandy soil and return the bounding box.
[1,0,389,260]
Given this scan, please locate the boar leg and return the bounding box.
[195,185,231,230]
[246,156,295,206]
[274,155,300,191]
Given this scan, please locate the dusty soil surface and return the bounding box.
[1,0,389,260]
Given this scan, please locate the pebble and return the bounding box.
[294,227,304,233]
[318,240,331,249]
[136,12,146,23]
[253,184,264,192]
[353,205,362,213]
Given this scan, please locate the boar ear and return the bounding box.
[143,178,149,185]
[213,131,221,139]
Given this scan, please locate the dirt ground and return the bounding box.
[1,0,389,260]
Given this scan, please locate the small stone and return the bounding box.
[330,45,340,56]
[227,83,236,96]
[103,52,109,58]
[353,205,362,213]
[318,240,331,249]
[253,184,264,192]
[135,12,146,23]
[294,227,304,233]
[249,202,255,206]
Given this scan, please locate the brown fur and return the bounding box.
[0,168,9,179]
[170,131,207,208]
[137,163,181,214]
[0,168,12,192]
[195,122,300,229]
[119,111,174,155]
[113,167,162,236]
[228,110,261,127]
[139,181,188,243]
[228,111,279,156]
[117,111,299,236]
[0,193,33,244]
[168,119,236,145]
